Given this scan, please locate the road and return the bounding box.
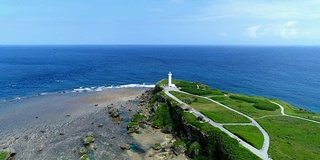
[164,87,271,160]
[270,101,320,124]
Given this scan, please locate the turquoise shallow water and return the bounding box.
[0,45,319,112]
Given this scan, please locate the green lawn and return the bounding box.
[271,99,320,122]
[257,116,320,160]
[159,80,320,159]
[210,94,281,118]
[224,125,264,149]
[157,79,169,88]
[170,91,251,123]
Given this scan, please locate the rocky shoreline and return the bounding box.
[125,89,189,160]
[0,88,148,160]
[0,87,193,160]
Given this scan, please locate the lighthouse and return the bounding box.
[168,72,173,87]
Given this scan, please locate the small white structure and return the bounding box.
[168,72,175,87]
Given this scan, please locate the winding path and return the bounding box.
[270,101,320,124]
[164,87,271,160]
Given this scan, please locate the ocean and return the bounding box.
[0,45,319,112]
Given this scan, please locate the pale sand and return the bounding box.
[0,88,147,160]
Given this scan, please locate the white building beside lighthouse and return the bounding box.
[168,72,176,88]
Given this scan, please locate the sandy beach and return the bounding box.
[0,88,148,160]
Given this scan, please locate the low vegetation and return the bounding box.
[128,122,139,128]
[187,141,201,158]
[155,79,320,159]
[271,99,320,122]
[170,91,251,123]
[131,113,144,122]
[0,152,8,160]
[181,111,259,160]
[211,95,280,118]
[151,100,174,128]
[174,80,212,95]
[229,95,279,111]
[224,125,264,149]
[257,116,320,160]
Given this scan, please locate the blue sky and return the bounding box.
[0,0,319,45]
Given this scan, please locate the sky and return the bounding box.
[0,0,320,45]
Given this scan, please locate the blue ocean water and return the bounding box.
[0,45,319,112]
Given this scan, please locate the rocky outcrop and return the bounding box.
[79,147,87,155]
[83,132,95,145]
[108,108,120,118]
[120,144,131,150]
[152,143,162,150]
[79,154,90,160]
[173,140,187,155]
[127,122,140,134]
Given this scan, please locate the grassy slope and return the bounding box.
[271,99,320,122]
[158,79,320,159]
[257,116,320,160]
[224,125,264,149]
[211,94,281,118]
[170,91,251,123]
[182,112,260,160]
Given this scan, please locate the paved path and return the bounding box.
[270,101,320,124]
[164,87,271,160]
[222,123,254,126]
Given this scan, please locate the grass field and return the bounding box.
[170,91,251,123]
[158,79,223,96]
[224,125,264,149]
[210,94,281,118]
[159,79,320,159]
[271,99,320,122]
[257,116,320,160]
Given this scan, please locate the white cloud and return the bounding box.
[246,25,261,38]
[180,0,320,21]
[277,21,298,38]
[246,21,300,38]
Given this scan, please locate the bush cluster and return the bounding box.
[230,95,278,111]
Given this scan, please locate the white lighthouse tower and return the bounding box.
[168,72,173,87]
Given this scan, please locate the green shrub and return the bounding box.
[230,95,278,111]
[184,98,193,104]
[0,152,8,160]
[128,122,139,127]
[229,95,256,103]
[194,97,198,102]
[151,103,173,128]
[174,140,187,154]
[148,94,159,107]
[211,96,225,101]
[188,141,201,158]
[212,90,225,95]
[253,103,278,111]
[131,113,144,122]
